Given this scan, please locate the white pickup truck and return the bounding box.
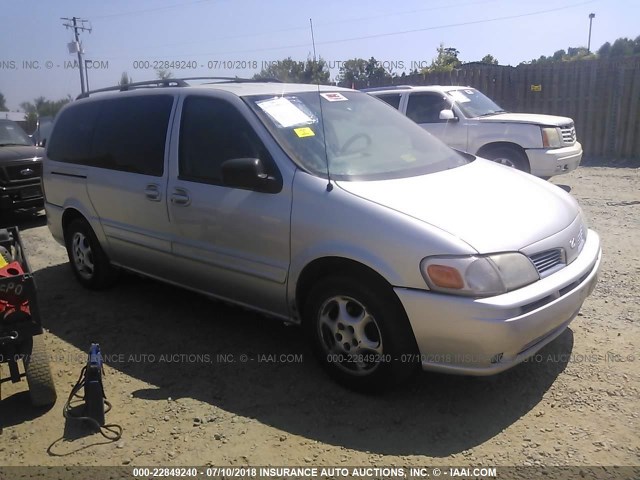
[365,85,582,178]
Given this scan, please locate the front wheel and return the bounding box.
[304,275,419,392]
[64,218,118,289]
[483,145,530,173]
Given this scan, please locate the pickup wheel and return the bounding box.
[303,275,419,392]
[483,146,530,173]
[65,218,118,289]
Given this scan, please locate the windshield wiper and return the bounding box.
[478,110,507,117]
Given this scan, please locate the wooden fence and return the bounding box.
[359,56,640,160]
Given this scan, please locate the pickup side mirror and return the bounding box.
[439,109,458,122]
[221,157,281,193]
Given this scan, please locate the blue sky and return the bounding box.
[1,0,638,110]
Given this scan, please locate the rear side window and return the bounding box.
[47,102,100,164]
[179,96,272,184]
[406,93,450,124]
[376,94,402,110]
[47,95,173,176]
[92,96,173,176]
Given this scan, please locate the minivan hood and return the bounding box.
[336,159,578,253]
[0,145,44,163]
[477,112,573,126]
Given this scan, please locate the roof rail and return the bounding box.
[76,76,281,99]
[360,85,414,92]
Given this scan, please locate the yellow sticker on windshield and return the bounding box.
[294,127,315,138]
[401,153,416,162]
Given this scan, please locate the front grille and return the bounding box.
[530,248,564,276]
[4,162,42,181]
[560,124,576,145]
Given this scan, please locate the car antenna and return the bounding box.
[310,18,332,192]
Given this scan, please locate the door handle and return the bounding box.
[171,188,191,206]
[144,184,161,201]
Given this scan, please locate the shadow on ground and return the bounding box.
[0,209,46,230]
[5,263,574,456]
[580,156,640,168]
[0,390,54,430]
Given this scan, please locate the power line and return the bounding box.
[91,0,213,20]
[92,0,597,62]
[90,0,499,57]
[314,0,598,47]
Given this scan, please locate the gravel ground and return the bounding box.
[0,166,638,473]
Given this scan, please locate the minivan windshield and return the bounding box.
[246,91,468,181]
[0,120,33,147]
[445,88,506,118]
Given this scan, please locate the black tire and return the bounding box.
[24,335,57,407]
[64,218,118,289]
[303,275,419,392]
[483,145,530,173]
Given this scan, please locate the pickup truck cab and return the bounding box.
[365,85,582,178]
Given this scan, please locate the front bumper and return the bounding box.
[0,183,44,211]
[395,229,600,375]
[526,142,582,177]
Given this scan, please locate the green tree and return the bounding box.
[302,57,330,84]
[337,57,392,87]
[365,57,392,84]
[119,72,132,85]
[480,54,498,65]
[20,96,72,133]
[0,92,7,111]
[253,56,329,84]
[566,47,594,61]
[610,37,635,57]
[528,55,549,65]
[423,43,461,73]
[254,57,305,82]
[597,41,611,56]
[337,58,368,86]
[156,68,173,80]
[527,36,640,64]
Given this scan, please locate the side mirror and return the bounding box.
[221,158,280,193]
[439,109,458,122]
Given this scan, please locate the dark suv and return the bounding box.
[0,119,44,214]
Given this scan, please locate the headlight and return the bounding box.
[541,127,563,148]
[421,253,539,297]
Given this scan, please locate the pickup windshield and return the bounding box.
[0,120,33,147]
[246,91,467,181]
[445,88,506,118]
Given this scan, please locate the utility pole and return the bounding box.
[84,60,91,91]
[61,17,92,94]
[587,13,596,53]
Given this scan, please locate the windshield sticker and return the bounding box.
[400,153,416,163]
[320,92,348,102]
[294,127,315,138]
[257,97,314,128]
[464,89,475,95]
[448,90,471,103]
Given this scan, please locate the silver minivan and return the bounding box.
[43,79,601,391]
